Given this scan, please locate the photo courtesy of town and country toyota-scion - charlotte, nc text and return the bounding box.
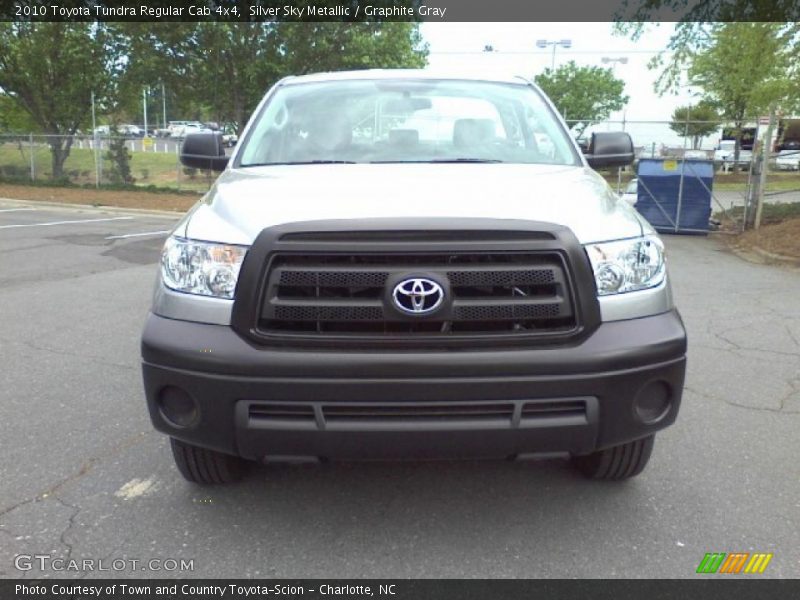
[14,3,448,18]
[14,583,394,597]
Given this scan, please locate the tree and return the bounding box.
[105,125,134,186]
[194,23,281,132]
[617,0,799,22]
[115,22,428,134]
[534,61,628,137]
[0,23,123,180]
[637,22,799,170]
[668,102,720,149]
[110,23,203,127]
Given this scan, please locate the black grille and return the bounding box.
[323,403,515,423]
[258,251,577,337]
[243,399,590,429]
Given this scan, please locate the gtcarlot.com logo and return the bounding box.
[14,553,194,572]
[696,552,773,574]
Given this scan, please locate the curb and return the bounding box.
[751,245,800,266]
[0,197,188,219]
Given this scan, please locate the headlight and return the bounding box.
[584,235,666,296]
[161,236,247,299]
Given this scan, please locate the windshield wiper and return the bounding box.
[370,158,504,164]
[430,158,505,163]
[240,160,357,167]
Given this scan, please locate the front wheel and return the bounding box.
[572,435,655,480]
[170,438,246,484]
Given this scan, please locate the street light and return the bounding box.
[536,39,572,70]
[601,56,629,67]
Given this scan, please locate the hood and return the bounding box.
[180,163,645,246]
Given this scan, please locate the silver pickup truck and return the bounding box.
[141,70,687,484]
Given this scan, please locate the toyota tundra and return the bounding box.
[141,70,687,484]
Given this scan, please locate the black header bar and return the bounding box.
[4,579,800,600]
[1,0,799,22]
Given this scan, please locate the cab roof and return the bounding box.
[280,69,532,87]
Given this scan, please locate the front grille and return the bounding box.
[323,403,516,423]
[258,252,577,337]
[243,399,590,430]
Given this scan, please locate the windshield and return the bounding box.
[237,79,580,167]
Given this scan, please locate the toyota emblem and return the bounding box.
[392,278,445,315]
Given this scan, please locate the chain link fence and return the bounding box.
[0,133,217,192]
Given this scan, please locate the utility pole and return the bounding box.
[675,102,692,233]
[161,81,167,130]
[91,90,99,188]
[142,86,149,136]
[754,107,777,230]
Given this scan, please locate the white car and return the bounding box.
[775,150,800,171]
[172,123,212,139]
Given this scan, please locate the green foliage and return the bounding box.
[112,22,428,133]
[0,23,124,179]
[0,94,38,132]
[105,126,135,185]
[615,1,800,22]
[669,102,721,149]
[624,21,799,171]
[534,61,628,136]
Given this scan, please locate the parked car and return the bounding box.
[171,122,212,139]
[775,150,800,171]
[714,140,752,170]
[619,178,638,206]
[142,70,687,484]
[218,123,239,147]
[683,150,709,160]
[119,124,143,137]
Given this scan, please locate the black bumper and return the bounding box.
[141,310,687,461]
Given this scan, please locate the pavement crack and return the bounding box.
[786,325,800,349]
[686,384,800,415]
[0,336,134,370]
[0,431,148,518]
[52,494,81,563]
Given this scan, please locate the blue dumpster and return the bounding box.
[636,158,714,234]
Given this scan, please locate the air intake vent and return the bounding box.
[521,400,587,420]
[248,403,315,423]
[323,403,515,423]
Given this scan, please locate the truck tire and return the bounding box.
[572,435,654,480]
[170,438,245,484]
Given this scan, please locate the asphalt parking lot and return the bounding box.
[0,199,798,579]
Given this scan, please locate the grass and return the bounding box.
[714,201,800,226]
[0,141,212,192]
[600,169,800,192]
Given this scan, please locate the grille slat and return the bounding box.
[323,403,515,422]
[260,250,578,337]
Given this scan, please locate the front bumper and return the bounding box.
[141,310,687,461]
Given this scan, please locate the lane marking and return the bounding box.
[114,477,159,500]
[0,208,36,213]
[105,229,171,240]
[0,216,133,230]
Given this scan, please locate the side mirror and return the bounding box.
[584,132,634,168]
[180,132,228,171]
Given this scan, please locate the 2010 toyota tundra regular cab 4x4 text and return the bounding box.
[141,70,687,484]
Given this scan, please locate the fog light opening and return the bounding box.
[634,381,672,424]
[157,386,199,428]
